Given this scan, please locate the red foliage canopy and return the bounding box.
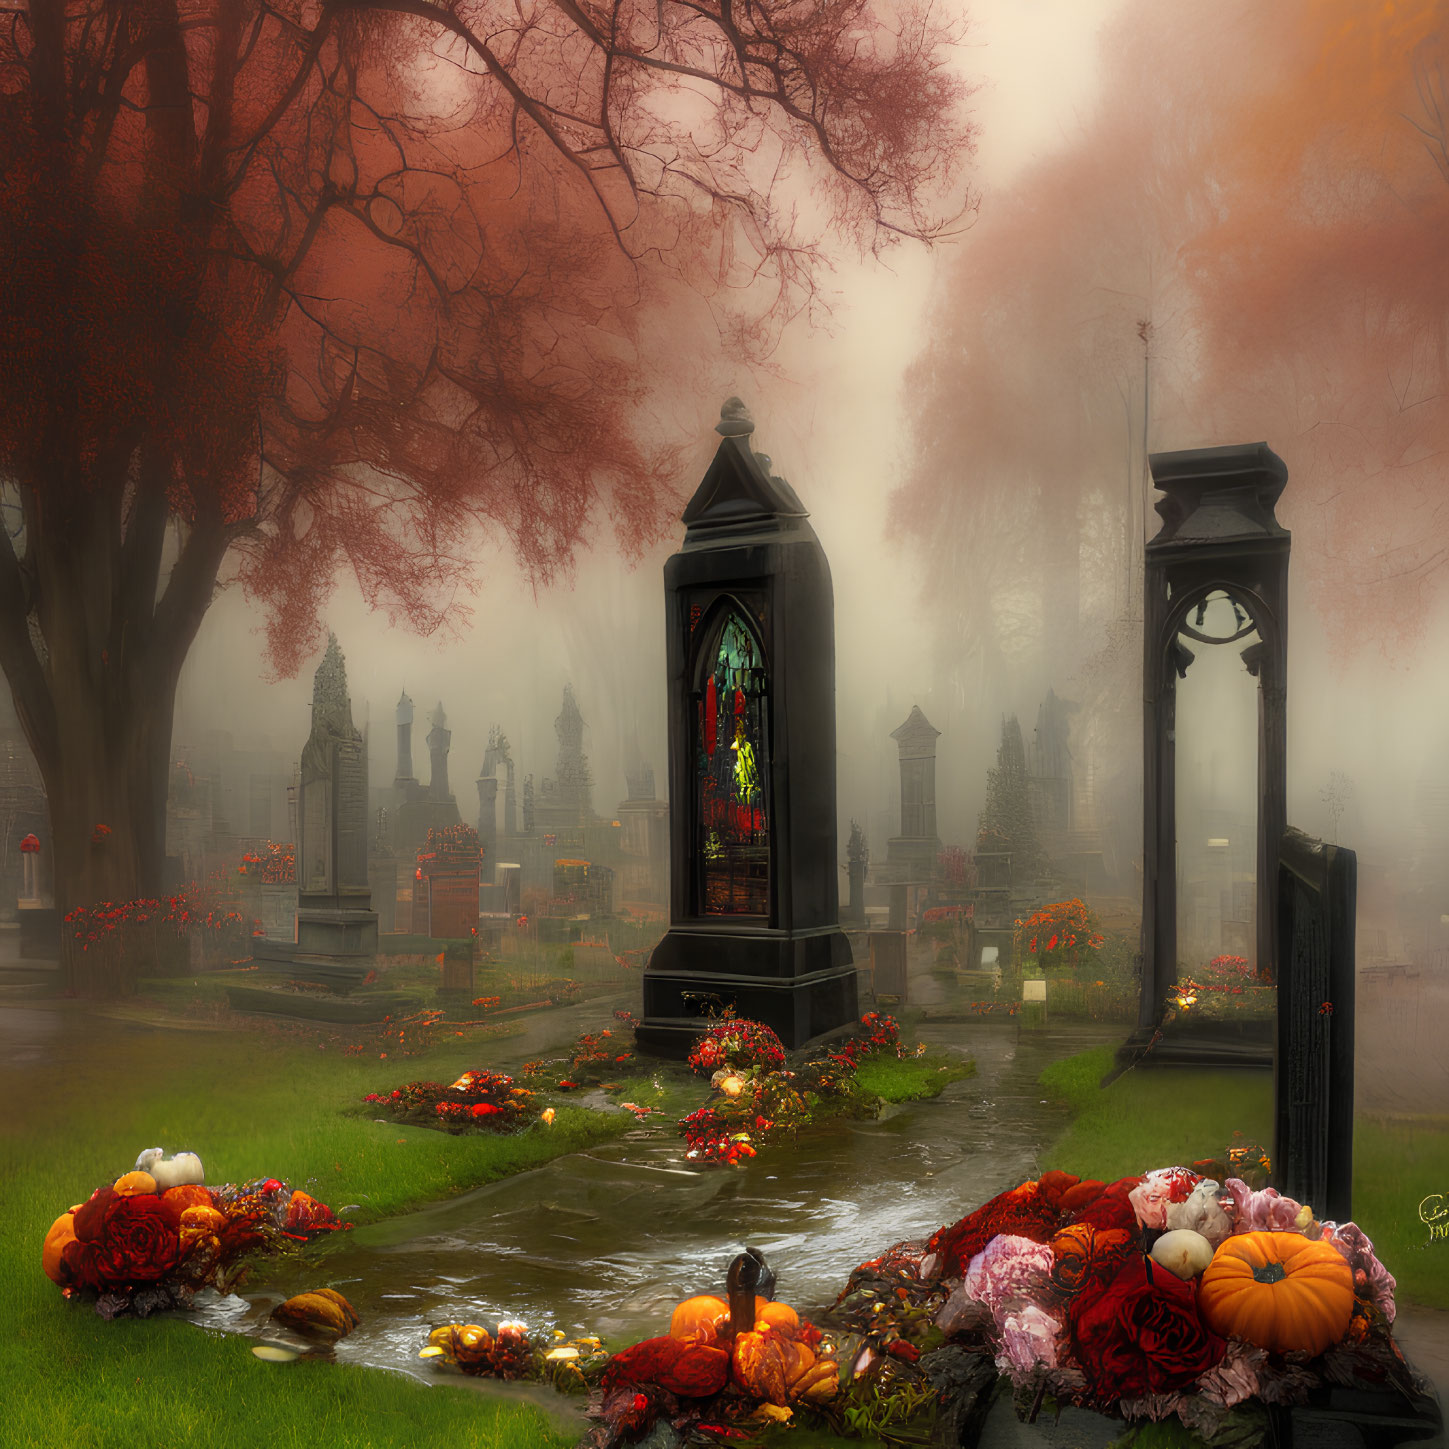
[0,0,971,927]
[0,0,971,673]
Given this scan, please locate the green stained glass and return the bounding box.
[694,607,769,915]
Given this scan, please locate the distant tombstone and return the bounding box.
[416,826,481,939]
[1274,827,1355,1224]
[439,941,475,997]
[869,932,908,1001]
[496,863,522,916]
[637,399,857,1055]
[294,634,378,955]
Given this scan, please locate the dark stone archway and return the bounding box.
[1126,442,1290,1068]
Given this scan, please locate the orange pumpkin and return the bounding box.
[179,1204,228,1235]
[669,1293,778,1340]
[113,1171,158,1197]
[162,1184,214,1214]
[42,1212,77,1284]
[731,1329,835,1405]
[753,1300,800,1335]
[1199,1231,1353,1356]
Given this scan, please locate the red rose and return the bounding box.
[603,1334,730,1398]
[1068,1176,1144,1235]
[1070,1254,1226,1403]
[64,1188,183,1288]
[927,1180,1064,1275]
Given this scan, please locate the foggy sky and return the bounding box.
[170,0,1449,910]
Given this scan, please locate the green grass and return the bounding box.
[0,1017,631,1449]
[854,1054,977,1102]
[1036,1047,1449,1309]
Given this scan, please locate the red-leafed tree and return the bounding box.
[0,0,972,974]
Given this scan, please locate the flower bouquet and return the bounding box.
[364,1069,537,1132]
[678,1015,923,1166]
[819,1161,1424,1443]
[43,1149,350,1319]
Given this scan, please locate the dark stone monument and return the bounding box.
[294,635,378,956]
[1124,442,1289,1070]
[1274,826,1356,1223]
[869,931,908,1002]
[636,399,857,1056]
[536,686,595,831]
[427,702,454,804]
[477,726,509,884]
[394,690,416,790]
[882,706,942,930]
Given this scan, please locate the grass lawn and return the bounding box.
[1037,1046,1449,1310]
[853,1053,977,1101]
[1,1011,634,1449]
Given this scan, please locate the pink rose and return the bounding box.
[963,1234,1056,1319]
[995,1303,1065,1381]
[1129,1167,1201,1230]
[1224,1179,1305,1233]
[1319,1221,1397,1324]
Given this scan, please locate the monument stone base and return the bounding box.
[295,906,379,956]
[17,901,59,960]
[636,924,858,1058]
[1115,1016,1274,1073]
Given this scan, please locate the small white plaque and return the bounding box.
[1022,978,1047,1002]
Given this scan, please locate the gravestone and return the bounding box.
[1274,826,1356,1224]
[293,634,378,956]
[636,399,857,1055]
[869,931,908,1001]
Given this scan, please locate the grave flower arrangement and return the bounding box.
[815,1160,1417,1445]
[42,1150,349,1319]
[363,1070,536,1133]
[678,1014,927,1166]
[1163,954,1277,1022]
[1013,899,1107,975]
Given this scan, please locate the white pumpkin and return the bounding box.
[1150,1228,1215,1280]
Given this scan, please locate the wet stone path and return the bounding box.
[194,1020,1123,1394]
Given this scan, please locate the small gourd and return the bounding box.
[1150,1229,1215,1280]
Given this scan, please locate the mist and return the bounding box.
[167,0,1449,989]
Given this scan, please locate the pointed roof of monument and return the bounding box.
[310,632,356,739]
[891,705,941,757]
[681,398,809,532]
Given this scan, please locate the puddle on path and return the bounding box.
[192,1023,1123,1387]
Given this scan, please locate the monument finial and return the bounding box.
[716,397,755,438]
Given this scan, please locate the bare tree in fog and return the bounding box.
[896,0,1449,865]
[0,0,975,943]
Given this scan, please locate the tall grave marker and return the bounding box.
[636,400,857,1056]
[295,634,378,956]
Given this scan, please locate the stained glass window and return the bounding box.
[694,608,769,915]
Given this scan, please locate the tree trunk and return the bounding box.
[45,664,180,993]
[0,478,229,993]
